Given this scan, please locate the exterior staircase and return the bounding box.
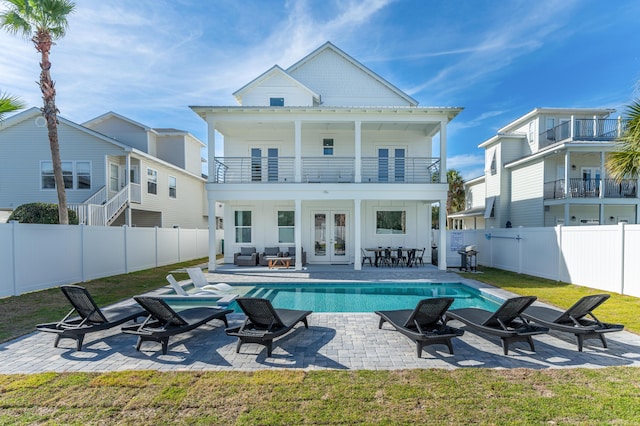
[69,183,141,226]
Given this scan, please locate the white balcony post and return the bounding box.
[438,196,447,270]
[618,115,622,138]
[570,115,575,139]
[206,116,216,181]
[354,199,361,270]
[564,152,570,198]
[294,198,302,271]
[207,196,218,272]
[593,115,597,138]
[294,120,302,183]
[125,152,131,226]
[354,120,362,183]
[439,119,447,183]
[600,152,605,199]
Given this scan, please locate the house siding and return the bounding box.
[242,73,314,106]
[0,118,123,209]
[289,48,411,107]
[510,162,544,227]
[86,117,149,152]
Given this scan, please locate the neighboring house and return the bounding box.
[0,108,209,229]
[462,107,636,229]
[191,42,462,270]
[448,175,486,230]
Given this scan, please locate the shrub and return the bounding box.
[8,203,79,224]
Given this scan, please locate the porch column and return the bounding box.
[570,115,575,139]
[354,199,362,270]
[438,196,447,270]
[295,198,302,271]
[125,152,132,226]
[599,152,605,199]
[205,117,216,181]
[439,119,447,183]
[207,196,218,272]
[294,120,302,183]
[564,152,570,198]
[354,120,362,183]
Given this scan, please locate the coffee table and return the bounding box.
[267,257,291,269]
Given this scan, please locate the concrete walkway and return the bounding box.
[1,265,639,374]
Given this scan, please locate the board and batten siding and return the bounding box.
[510,162,544,227]
[289,48,410,107]
[0,118,124,208]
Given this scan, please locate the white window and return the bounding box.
[147,168,157,195]
[235,210,252,243]
[109,163,119,192]
[489,151,497,175]
[376,211,406,234]
[270,97,284,106]
[41,160,91,190]
[278,211,294,243]
[323,138,334,156]
[168,176,177,198]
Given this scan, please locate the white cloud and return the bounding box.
[447,153,485,181]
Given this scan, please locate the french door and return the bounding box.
[378,148,406,182]
[312,211,348,263]
[251,147,278,182]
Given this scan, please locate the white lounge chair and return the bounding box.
[185,267,234,293]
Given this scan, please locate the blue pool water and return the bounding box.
[218,282,501,313]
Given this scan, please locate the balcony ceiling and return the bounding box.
[215,120,440,136]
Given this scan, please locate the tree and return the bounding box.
[1,0,76,224]
[606,99,640,182]
[0,91,25,120]
[446,169,465,229]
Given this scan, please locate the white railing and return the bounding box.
[69,184,134,226]
[130,183,141,203]
[105,185,130,225]
[82,186,107,205]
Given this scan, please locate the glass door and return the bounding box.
[313,211,348,263]
[251,147,279,182]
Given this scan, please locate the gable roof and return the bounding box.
[82,111,153,132]
[286,41,418,107]
[232,65,320,105]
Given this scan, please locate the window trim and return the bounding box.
[234,210,252,243]
[323,138,334,156]
[277,210,295,243]
[147,167,158,195]
[168,175,177,199]
[41,160,92,191]
[375,210,406,235]
[269,97,284,106]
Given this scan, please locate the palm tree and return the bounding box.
[446,169,465,229]
[0,91,25,121]
[606,99,640,182]
[1,0,75,224]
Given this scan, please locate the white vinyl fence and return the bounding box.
[436,224,640,298]
[0,222,209,298]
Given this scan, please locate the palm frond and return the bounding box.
[0,92,26,121]
[606,99,640,182]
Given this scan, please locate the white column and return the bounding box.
[205,116,217,181]
[295,198,302,271]
[125,152,132,226]
[439,196,447,270]
[354,199,361,270]
[295,120,302,182]
[207,196,218,271]
[354,120,362,183]
[599,152,605,199]
[570,115,575,139]
[439,119,447,183]
[564,152,570,198]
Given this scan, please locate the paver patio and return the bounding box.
[1,265,639,374]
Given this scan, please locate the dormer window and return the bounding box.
[269,97,284,106]
[323,138,334,156]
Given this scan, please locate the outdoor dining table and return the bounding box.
[365,247,419,267]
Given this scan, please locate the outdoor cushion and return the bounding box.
[264,247,280,256]
[240,247,256,256]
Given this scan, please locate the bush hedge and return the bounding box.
[8,202,79,224]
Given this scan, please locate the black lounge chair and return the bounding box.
[122,296,232,355]
[375,297,464,357]
[36,285,146,351]
[226,297,312,356]
[445,296,549,355]
[522,294,624,351]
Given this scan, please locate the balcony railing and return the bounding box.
[539,118,628,150]
[544,178,637,200]
[212,156,440,184]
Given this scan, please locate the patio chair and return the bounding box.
[185,267,235,293]
[375,298,464,357]
[445,296,549,355]
[122,296,232,355]
[166,274,222,297]
[225,297,312,357]
[234,247,258,266]
[258,247,282,266]
[36,285,146,351]
[522,294,624,351]
[361,248,373,266]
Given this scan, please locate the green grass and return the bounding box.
[0,261,639,424]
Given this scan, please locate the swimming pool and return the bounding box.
[165,282,501,313]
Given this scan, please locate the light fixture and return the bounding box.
[609,216,615,221]
[571,165,576,170]
[571,216,576,221]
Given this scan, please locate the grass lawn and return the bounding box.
[0,261,638,424]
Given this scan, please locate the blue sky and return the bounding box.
[1,0,639,179]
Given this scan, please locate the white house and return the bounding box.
[0,108,210,229]
[461,107,636,229]
[448,175,486,230]
[191,42,462,271]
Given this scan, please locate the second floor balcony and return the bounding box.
[539,118,629,150]
[544,178,637,200]
[213,156,440,184]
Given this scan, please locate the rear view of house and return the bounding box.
[192,42,462,270]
